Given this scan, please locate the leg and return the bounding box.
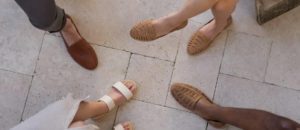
[171,83,300,130]
[203,105,300,130]
[15,0,80,45]
[15,0,98,70]
[186,0,238,55]
[15,0,65,32]
[69,80,137,129]
[130,0,218,41]
[153,0,218,37]
[200,0,238,40]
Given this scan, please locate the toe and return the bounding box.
[122,80,137,93]
[122,122,133,130]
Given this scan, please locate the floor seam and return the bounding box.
[212,30,230,101]
[90,43,175,63]
[263,40,273,82]
[113,53,133,126]
[163,29,182,106]
[19,31,46,122]
[0,68,32,77]
[221,73,300,92]
[207,30,230,130]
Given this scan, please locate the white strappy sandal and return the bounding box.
[98,81,134,111]
[98,81,135,130]
[113,122,134,130]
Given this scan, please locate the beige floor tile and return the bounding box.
[229,0,269,36]
[165,21,227,110]
[0,70,32,130]
[22,35,130,129]
[56,0,182,61]
[0,1,44,75]
[126,54,173,105]
[265,40,300,90]
[210,74,300,129]
[264,7,300,90]
[116,100,207,130]
[221,31,272,81]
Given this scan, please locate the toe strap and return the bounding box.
[114,124,124,130]
[98,95,116,111]
[113,81,133,100]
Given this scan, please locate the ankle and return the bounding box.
[165,13,186,27]
[195,102,219,119]
[61,19,72,33]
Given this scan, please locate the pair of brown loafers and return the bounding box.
[130,17,232,55]
[60,15,98,70]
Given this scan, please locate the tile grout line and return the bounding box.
[124,53,133,80]
[0,68,32,77]
[220,73,300,93]
[163,29,183,106]
[228,29,265,38]
[133,98,195,114]
[263,40,273,82]
[19,31,46,122]
[91,42,175,63]
[206,30,230,130]
[113,53,133,126]
[212,30,230,101]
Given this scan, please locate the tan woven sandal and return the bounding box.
[114,122,134,130]
[171,83,225,128]
[187,17,232,55]
[130,19,188,41]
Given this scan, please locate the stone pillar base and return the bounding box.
[256,0,300,24]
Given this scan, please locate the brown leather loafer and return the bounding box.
[60,15,98,70]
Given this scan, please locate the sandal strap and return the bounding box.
[113,82,133,100]
[114,124,124,130]
[98,95,115,111]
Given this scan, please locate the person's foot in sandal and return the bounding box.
[104,80,137,110]
[170,83,225,128]
[99,80,137,113]
[114,121,134,130]
[130,13,188,41]
[187,17,232,55]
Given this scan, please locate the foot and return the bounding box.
[171,83,225,128]
[118,122,133,130]
[152,13,186,37]
[104,80,137,111]
[59,15,98,70]
[61,18,82,46]
[194,95,218,120]
[198,17,232,41]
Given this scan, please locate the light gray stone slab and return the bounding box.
[22,35,130,129]
[116,100,206,130]
[165,21,227,111]
[0,70,32,130]
[264,7,300,90]
[265,40,300,90]
[208,74,300,130]
[0,0,44,75]
[229,0,269,36]
[56,0,182,61]
[126,54,173,105]
[221,31,272,81]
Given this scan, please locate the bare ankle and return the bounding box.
[195,101,219,120]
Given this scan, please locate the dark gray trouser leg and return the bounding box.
[15,0,66,32]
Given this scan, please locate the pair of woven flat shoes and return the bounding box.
[130,17,232,55]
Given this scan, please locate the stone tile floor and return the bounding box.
[1,0,300,130]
